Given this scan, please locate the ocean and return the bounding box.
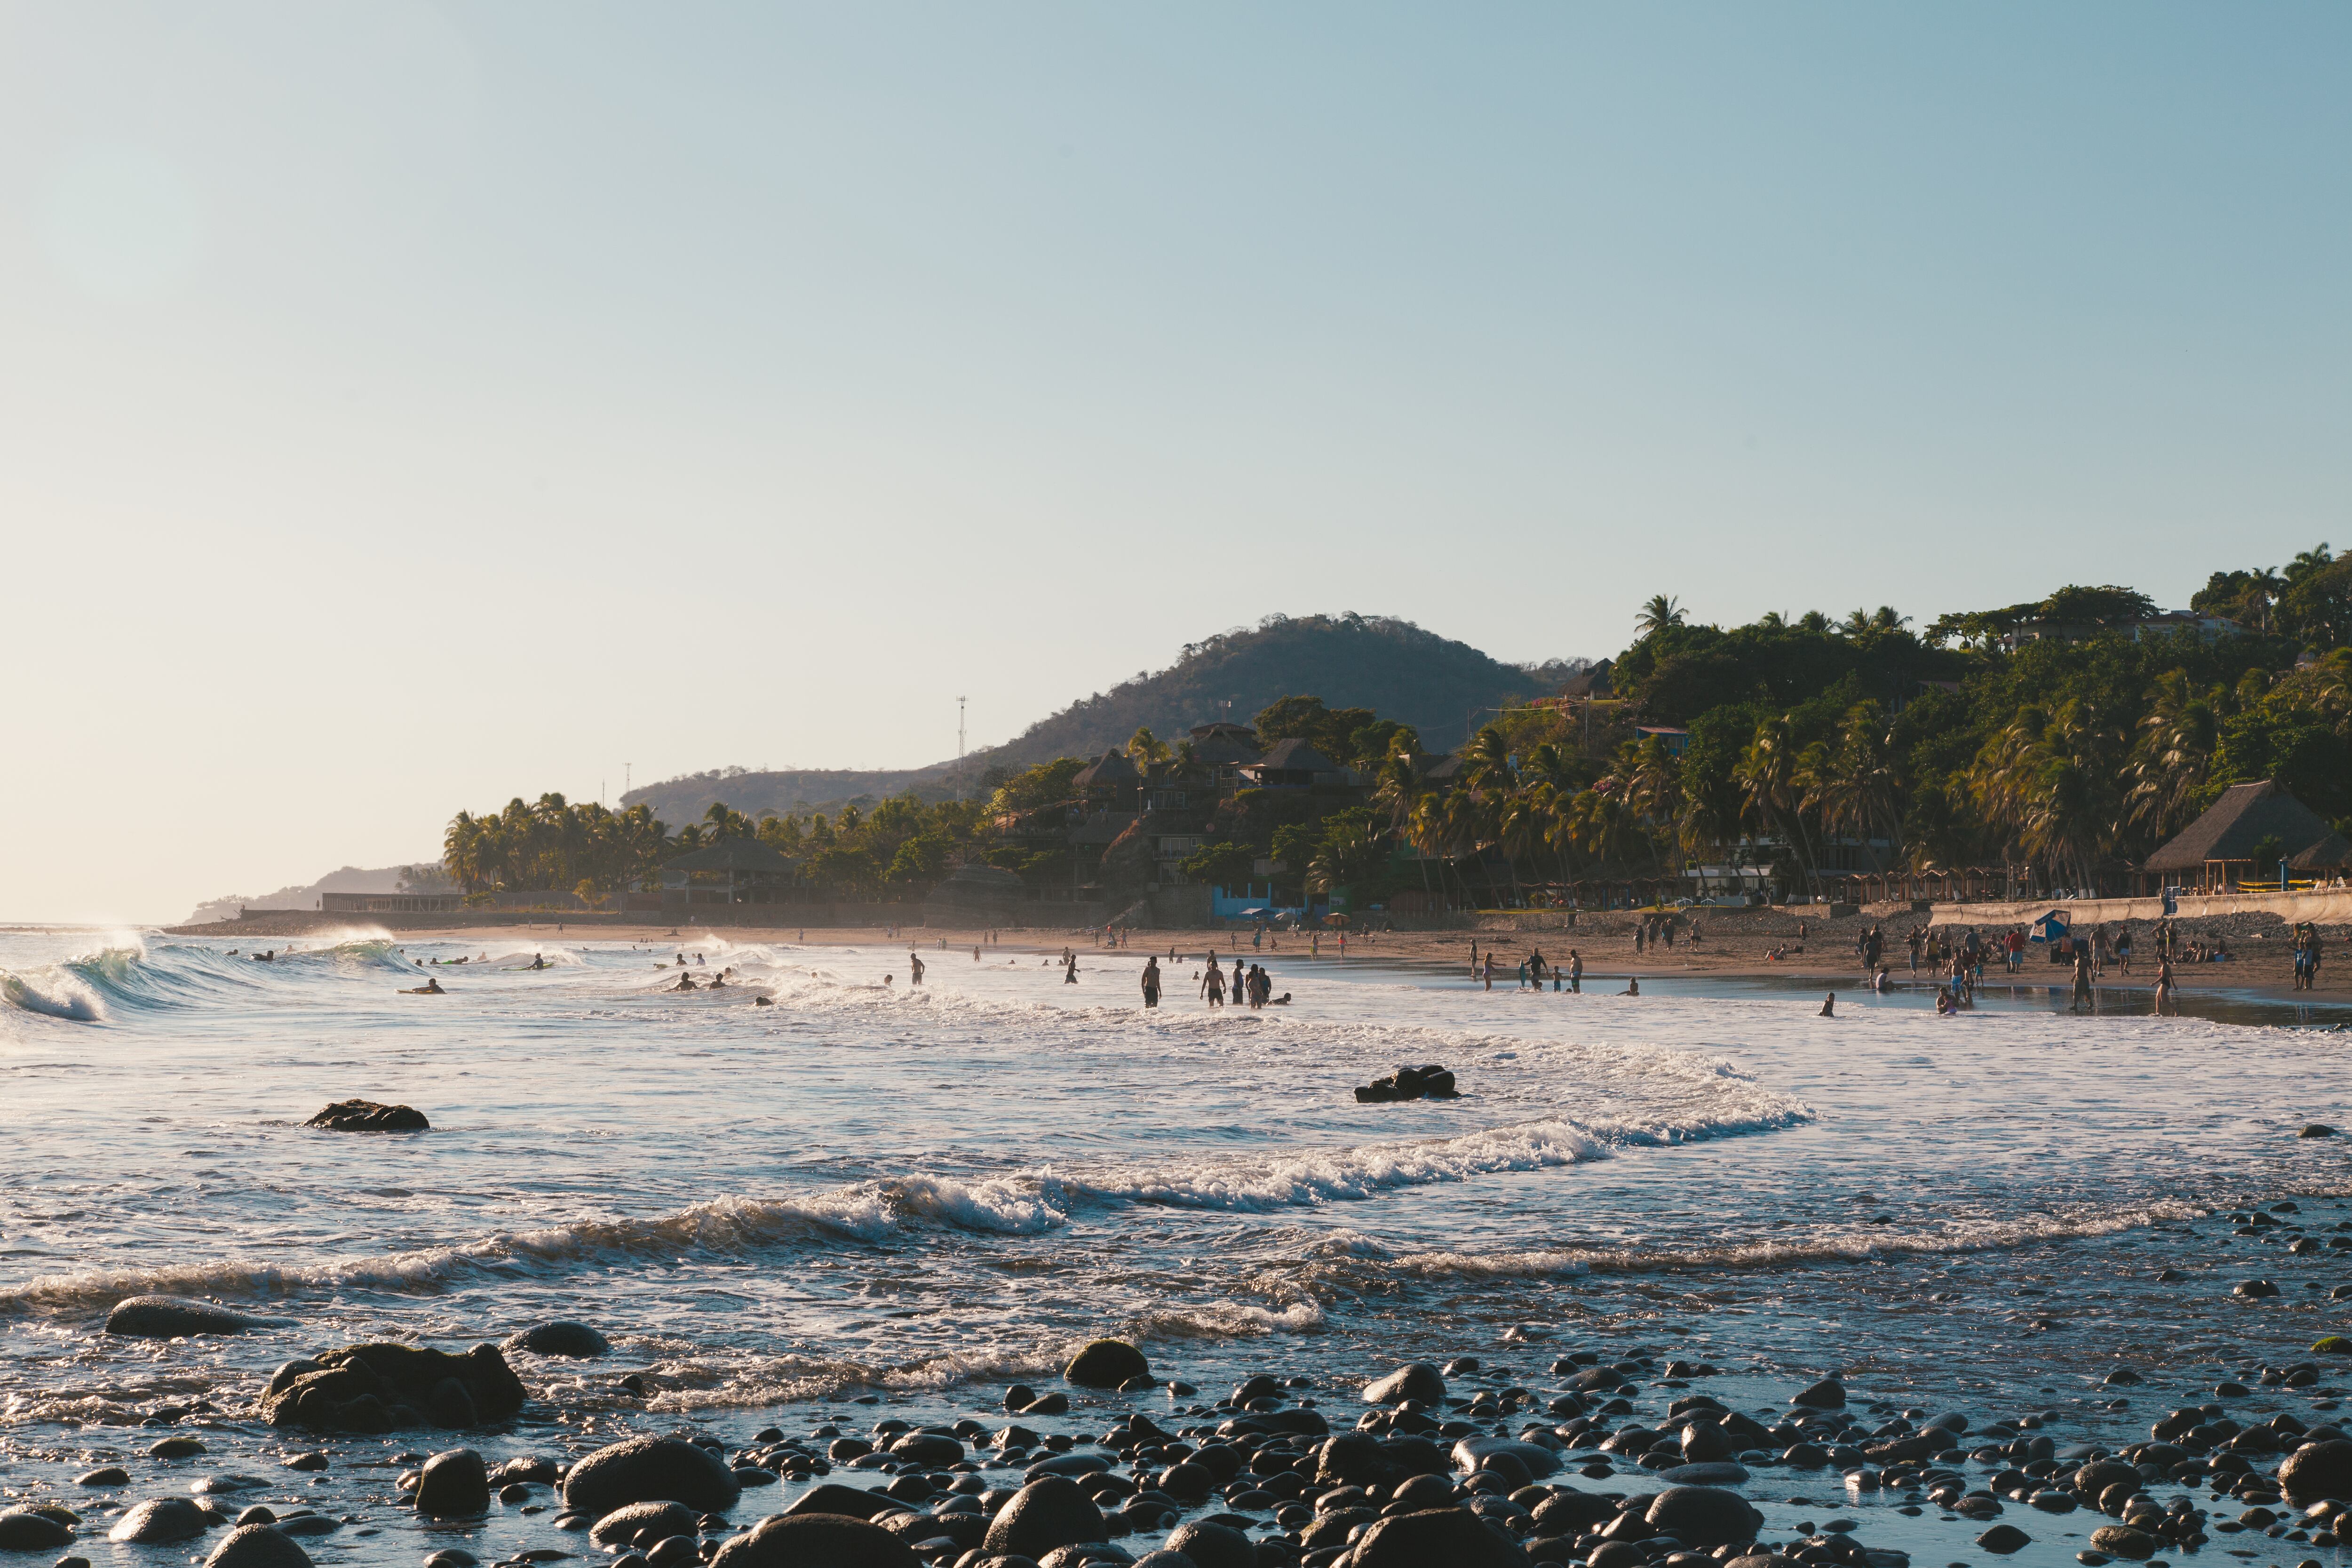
[2,925,2348,1568]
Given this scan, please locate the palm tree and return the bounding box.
[1369,754,1434,902]
[1126,726,1169,764]
[1733,715,1820,898]
[2124,671,2221,840]
[1636,595,1686,639]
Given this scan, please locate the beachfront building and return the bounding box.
[658,838,799,905]
[1187,723,1263,792]
[1238,738,1351,790]
[2141,779,2352,894]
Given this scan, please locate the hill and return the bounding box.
[624,613,1582,824]
[183,862,445,924]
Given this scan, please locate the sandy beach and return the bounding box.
[173,901,2352,1004]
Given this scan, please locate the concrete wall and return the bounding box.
[1932,889,2352,927]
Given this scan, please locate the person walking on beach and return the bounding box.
[1481,952,1497,991]
[1633,922,1645,957]
[2115,925,2132,974]
[1202,955,1225,1006]
[1529,947,1547,987]
[1907,927,1923,975]
[1141,956,1161,1009]
[2153,951,2177,1015]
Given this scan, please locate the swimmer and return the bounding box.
[672,972,698,992]
[709,972,726,988]
[1819,991,1836,1018]
[753,995,772,1006]
[1620,976,1640,996]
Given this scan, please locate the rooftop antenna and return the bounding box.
[956,697,968,801]
[624,762,631,800]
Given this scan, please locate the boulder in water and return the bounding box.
[203,1525,314,1568]
[504,1321,610,1358]
[304,1100,429,1132]
[1161,1521,1252,1568]
[1645,1486,1764,1548]
[0,1511,74,1551]
[708,1513,917,1568]
[413,1449,489,1518]
[1789,1377,1846,1409]
[105,1296,263,1338]
[1364,1362,1447,1405]
[109,1499,209,1544]
[1346,1506,1523,1565]
[2280,1439,2352,1501]
[258,1343,524,1434]
[562,1437,740,1517]
[979,1476,1104,1558]
[1354,1064,1459,1103]
[1064,1339,1150,1387]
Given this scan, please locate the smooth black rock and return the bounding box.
[202,1525,313,1568]
[591,1503,700,1546]
[707,1514,917,1568]
[413,1450,489,1518]
[104,1296,259,1338]
[2281,1440,2352,1501]
[1130,1553,1202,1568]
[76,1468,128,1488]
[979,1476,1104,1558]
[776,1495,894,1523]
[1064,1339,1151,1388]
[1365,1363,1447,1406]
[1346,1505,1524,1565]
[1161,1521,1251,1568]
[564,1437,740,1517]
[886,1432,963,1465]
[1645,1486,1763,1549]
[2089,1526,2156,1560]
[2301,1125,2336,1138]
[280,1454,329,1473]
[1452,1437,1559,1480]
[1978,1524,2034,1554]
[1790,1378,1846,1410]
[304,1100,429,1132]
[0,1512,73,1551]
[109,1499,208,1544]
[2235,1281,2282,1299]
[504,1322,611,1359]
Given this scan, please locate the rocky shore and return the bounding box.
[10,1313,2352,1568]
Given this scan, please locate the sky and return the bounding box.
[2,2,2347,922]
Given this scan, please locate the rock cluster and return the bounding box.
[303,1099,430,1132]
[259,1343,525,1433]
[1353,1065,1458,1103]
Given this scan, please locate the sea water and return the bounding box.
[2,926,2348,1567]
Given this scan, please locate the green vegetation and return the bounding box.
[448,547,2352,907]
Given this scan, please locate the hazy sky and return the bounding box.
[4,3,2347,922]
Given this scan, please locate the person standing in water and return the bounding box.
[908,952,925,986]
[1201,955,1225,1007]
[2070,944,2094,1013]
[1567,948,1583,993]
[1140,956,1161,1009]
[1063,953,1080,984]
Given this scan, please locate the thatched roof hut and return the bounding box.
[2143,780,2352,890]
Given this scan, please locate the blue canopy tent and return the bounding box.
[2030,911,2069,944]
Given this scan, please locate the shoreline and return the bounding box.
[159,911,2351,1007]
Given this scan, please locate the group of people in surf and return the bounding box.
[1197,954,1281,1008]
